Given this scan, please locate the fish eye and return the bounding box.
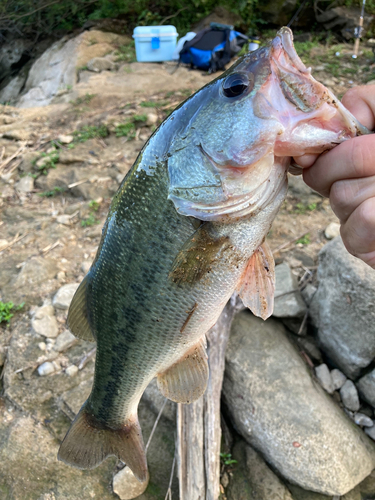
[222,73,252,98]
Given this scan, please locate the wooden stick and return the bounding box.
[177,296,244,500]
[0,144,25,171]
[0,233,28,252]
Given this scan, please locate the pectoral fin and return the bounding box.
[237,241,275,320]
[169,224,231,285]
[157,338,208,404]
[67,275,96,342]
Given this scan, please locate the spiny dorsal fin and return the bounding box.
[58,402,149,483]
[237,241,275,320]
[67,275,96,342]
[157,337,208,404]
[169,224,231,286]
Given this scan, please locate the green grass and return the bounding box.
[81,213,99,227]
[70,93,96,106]
[296,234,311,245]
[88,200,100,211]
[73,124,108,142]
[115,41,136,63]
[0,301,24,324]
[115,114,147,138]
[220,452,237,466]
[34,150,59,175]
[294,202,317,214]
[38,186,66,197]
[140,101,158,108]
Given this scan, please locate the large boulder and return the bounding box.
[223,311,375,496]
[16,30,129,108]
[309,237,375,379]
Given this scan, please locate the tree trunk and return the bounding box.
[177,296,244,500]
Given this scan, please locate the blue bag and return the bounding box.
[179,26,248,73]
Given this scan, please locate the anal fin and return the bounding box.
[157,338,209,404]
[67,275,95,342]
[169,223,231,285]
[237,241,275,320]
[58,402,148,483]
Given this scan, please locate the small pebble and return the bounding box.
[53,283,80,310]
[58,134,74,144]
[65,365,79,377]
[354,413,373,428]
[146,112,158,127]
[54,330,76,352]
[57,271,66,281]
[315,364,334,394]
[81,261,91,274]
[340,380,360,412]
[324,222,340,240]
[331,369,347,391]
[0,239,9,251]
[38,361,55,376]
[38,342,46,351]
[32,305,59,338]
[365,426,375,441]
[56,215,71,225]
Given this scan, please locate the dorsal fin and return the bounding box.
[67,275,96,342]
[237,241,275,320]
[157,337,208,404]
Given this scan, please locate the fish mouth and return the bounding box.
[274,27,309,74]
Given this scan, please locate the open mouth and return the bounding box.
[274,27,309,75]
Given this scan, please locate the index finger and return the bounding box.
[342,85,375,131]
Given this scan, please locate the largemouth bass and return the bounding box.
[58,27,368,482]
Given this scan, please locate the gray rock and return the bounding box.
[19,151,43,173]
[309,237,375,378]
[226,439,294,500]
[223,311,375,496]
[365,426,375,441]
[357,369,375,408]
[87,57,116,72]
[331,369,347,391]
[53,330,76,352]
[113,466,148,499]
[65,365,78,377]
[301,283,317,306]
[15,175,34,193]
[81,261,91,274]
[0,74,27,104]
[287,482,335,499]
[31,304,59,338]
[273,262,307,319]
[37,361,55,376]
[324,222,340,240]
[58,134,73,144]
[354,413,373,427]
[315,364,334,394]
[52,283,79,310]
[340,380,360,412]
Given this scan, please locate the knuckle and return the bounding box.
[330,180,349,218]
[358,197,375,229]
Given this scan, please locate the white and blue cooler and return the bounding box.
[133,25,178,62]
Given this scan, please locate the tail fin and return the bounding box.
[58,403,148,483]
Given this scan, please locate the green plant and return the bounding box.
[34,150,60,175]
[115,114,147,138]
[220,452,237,466]
[0,301,24,324]
[294,202,317,214]
[296,234,311,245]
[140,101,158,108]
[38,186,66,197]
[89,200,100,211]
[73,124,108,142]
[71,93,96,106]
[81,213,99,227]
[115,41,137,63]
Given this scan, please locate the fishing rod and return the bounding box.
[353,0,366,58]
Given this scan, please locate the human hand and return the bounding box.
[293,85,375,268]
